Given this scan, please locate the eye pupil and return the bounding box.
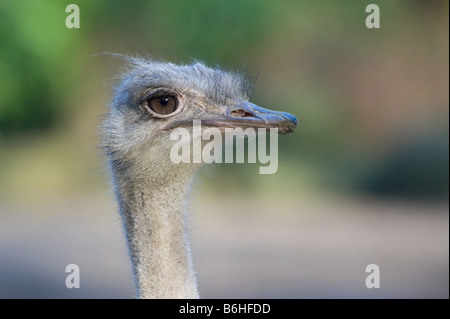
[160,97,169,106]
[145,95,178,116]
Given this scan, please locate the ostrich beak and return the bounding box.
[162,102,298,135]
[202,102,297,135]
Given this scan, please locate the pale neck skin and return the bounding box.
[111,152,199,299]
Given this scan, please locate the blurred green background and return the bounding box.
[0,1,448,298]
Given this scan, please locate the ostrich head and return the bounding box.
[103,58,297,179]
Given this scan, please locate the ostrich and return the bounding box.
[102,56,297,299]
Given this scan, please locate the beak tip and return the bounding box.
[278,112,298,135]
[287,113,298,127]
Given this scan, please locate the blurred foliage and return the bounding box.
[0,1,83,134]
[0,0,448,202]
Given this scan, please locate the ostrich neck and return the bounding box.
[113,161,199,299]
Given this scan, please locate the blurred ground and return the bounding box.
[0,193,447,299]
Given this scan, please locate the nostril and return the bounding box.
[231,109,254,117]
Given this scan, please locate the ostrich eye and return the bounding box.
[145,95,179,116]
